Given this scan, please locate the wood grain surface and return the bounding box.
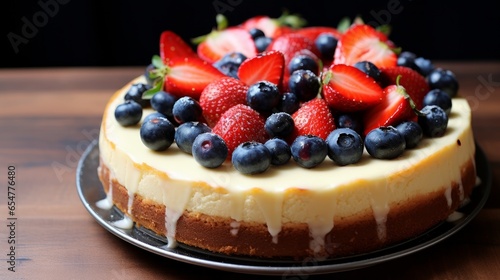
[0,62,499,279]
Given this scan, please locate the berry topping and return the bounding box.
[172,96,203,124]
[396,51,419,71]
[212,52,247,78]
[353,61,382,83]
[326,128,364,166]
[199,77,249,127]
[423,89,452,115]
[314,32,338,61]
[140,116,175,151]
[291,135,328,168]
[241,13,304,39]
[288,69,321,102]
[264,138,292,166]
[192,132,228,168]
[143,112,167,124]
[212,104,267,157]
[246,81,281,113]
[427,68,459,97]
[291,98,335,140]
[159,30,197,63]
[365,126,406,159]
[232,141,272,174]
[414,57,435,77]
[395,121,423,149]
[278,92,300,114]
[322,64,384,112]
[265,112,295,139]
[333,24,397,68]
[150,91,177,117]
[249,28,266,40]
[335,113,363,136]
[288,54,319,75]
[175,122,212,154]
[418,105,449,137]
[295,26,341,42]
[255,36,273,53]
[114,100,143,127]
[124,83,151,108]
[237,50,285,86]
[379,66,430,109]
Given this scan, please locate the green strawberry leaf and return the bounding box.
[142,76,164,100]
[152,55,164,69]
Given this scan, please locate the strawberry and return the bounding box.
[322,64,384,112]
[199,77,249,127]
[237,50,285,86]
[294,26,341,42]
[333,24,397,68]
[363,80,418,135]
[163,57,226,99]
[159,31,197,63]
[196,27,257,64]
[290,98,336,141]
[212,104,268,157]
[241,13,305,39]
[379,66,430,109]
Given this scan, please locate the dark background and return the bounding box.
[2,0,500,68]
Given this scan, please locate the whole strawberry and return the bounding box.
[379,66,430,109]
[212,104,268,157]
[290,98,336,141]
[199,77,249,127]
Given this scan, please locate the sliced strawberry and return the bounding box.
[164,57,226,99]
[333,24,397,68]
[363,83,416,135]
[159,31,198,63]
[199,77,249,127]
[197,27,257,64]
[241,13,305,38]
[322,64,384,112]
[212,104,268,158]
[237,50,285,86]
[379,66,430,109]
[295,26,341,42]
[290,98,336,141]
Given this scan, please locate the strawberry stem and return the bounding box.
[275,10,307,28]
[395,75,425,117]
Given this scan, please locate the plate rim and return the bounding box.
[76,139,492,276]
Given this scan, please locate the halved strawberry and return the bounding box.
[159,31,197,63]
[196,27,257,64]
[333,24,397,68]
[363,81,417,135]
[237,50,285,86]
[295,26,342,42]
[379,66,430,109]
[163,57,226,99]
[322,64,384,112]
[290,98,336,141]
[212,104,268,157]
[199,77,249,127]
[240,13,305,38]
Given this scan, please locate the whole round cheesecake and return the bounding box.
[97,16,477,259]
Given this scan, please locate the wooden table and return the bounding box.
[1,62,499,279]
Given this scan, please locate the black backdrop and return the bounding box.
[3,0,500,68]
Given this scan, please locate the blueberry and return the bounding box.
[264,138,291,165]
[124,83,151,108]
[335,113,363,136]
[291,135,328,168]
[265,112,295,139]
[249,28,266,40]
[255,36,272,53]
[315,33,337,60]
[423,89,452,115]
[418,105,448,137]
[427,68,459,97]
[140,116,175,151]
[365,126,406,159]
[172,96,202,124]
[397,51,419,71]
[326,128,364,166]
[150,90,177,117]
[143,112,167,124]
[213,52,247,78]
[278,92,300,114]
[395,121,423,149]
[232,141,272,174]
[175,122,211,154]
[246,81,281,113]
[288,69,321,102]
[353,61,382,83]
[414,57,435,77]
[288,54,319,75]
[192,133,228,168]
[114,100,143,127]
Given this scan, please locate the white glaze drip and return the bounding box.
[475,176,481,187]
[230,221,240,236]
[165,208,182,248]
[254,191,283,244]
[112,215,133,229]
[96,179,113,210]
[368,179,390,241]
[447,211,464,222]
[444,186,453,208]
[127,190,134,215]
